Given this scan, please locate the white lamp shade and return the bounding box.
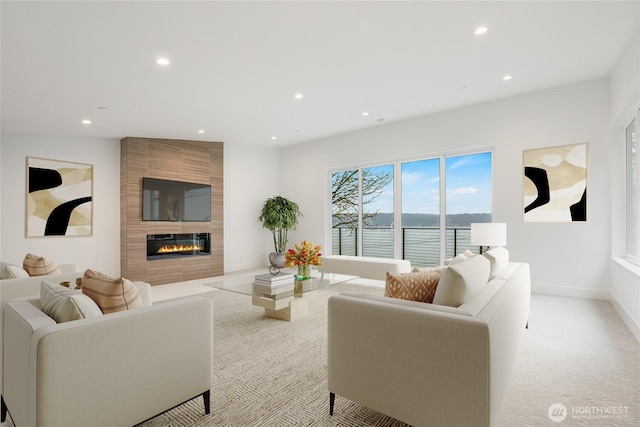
[470,223,507,247]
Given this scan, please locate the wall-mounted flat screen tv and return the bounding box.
[142,177,211,222]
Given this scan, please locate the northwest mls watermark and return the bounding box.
[548,403,630,422]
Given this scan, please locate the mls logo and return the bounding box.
[548,403,568,422]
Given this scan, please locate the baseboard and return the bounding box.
[531,284,611,300]
[610,297,640,344]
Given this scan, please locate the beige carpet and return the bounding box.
[136,282,639,427]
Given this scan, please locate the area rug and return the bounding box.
[138,283,640,427]
[140,281,410,426]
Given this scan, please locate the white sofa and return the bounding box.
[318,255,412,281]
[0,263,84,305]
[0,266,155,388]
[327,256,530,427]
[0,264,87,390]
[1,291,213,427]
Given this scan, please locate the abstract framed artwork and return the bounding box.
[26,156,93,237]
[523,143,588,223]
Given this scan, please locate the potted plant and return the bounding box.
[258,196,302,269]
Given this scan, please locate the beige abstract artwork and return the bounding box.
[523,143,588,223]
[26,156,93,237]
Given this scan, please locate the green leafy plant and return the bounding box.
[258,196,302,253]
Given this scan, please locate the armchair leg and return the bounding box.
[329,392,335,416]
[203,390,211,415]
[1,395,7,422]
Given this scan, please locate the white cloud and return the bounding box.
[450,187,479,195]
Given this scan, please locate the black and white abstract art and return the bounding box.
[26,156,93,237]
[523,143,588,223]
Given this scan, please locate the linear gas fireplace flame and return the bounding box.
[147,233,211,260]
[157,244,204,254]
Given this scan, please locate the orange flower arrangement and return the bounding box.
[284,240,323,267]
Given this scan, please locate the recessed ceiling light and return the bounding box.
[294,93,303,100]
[97,106,108,110]
[82,119,92,125]
[503,75,512,81]
[377,118,385,122]
[271,136,277,140]
[474,26,488,35]
[156,57,170,66]
[362,112,369,116]
[198,130,205,134]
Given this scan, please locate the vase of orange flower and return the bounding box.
[285,240,322,294]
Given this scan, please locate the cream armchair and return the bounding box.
[1,293,213,427]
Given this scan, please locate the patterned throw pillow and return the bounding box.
[384,270,443,303]
[82,269,143,314]
[23,253,62,277]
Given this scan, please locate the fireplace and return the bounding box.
[147,233,211,260]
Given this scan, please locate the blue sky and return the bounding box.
[362,152,492,215]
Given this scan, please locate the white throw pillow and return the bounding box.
[40,281,103,323]
[445,253,468,265]
[483,246,509,279]
[433,255,490,307]
[6,265,30,279]
[463,249,477,258]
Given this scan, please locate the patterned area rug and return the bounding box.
[140,281,409,427]
[137,283,640,427]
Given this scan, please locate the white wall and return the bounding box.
[0,134,121,275]
[609,31,640,341]
[280,78,612,298]
[223,142,282,272]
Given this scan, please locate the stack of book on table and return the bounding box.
[253,273,295,299]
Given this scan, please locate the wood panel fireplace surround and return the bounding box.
[120,137,223,285]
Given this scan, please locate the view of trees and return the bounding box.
[331,168,392,229]
[366,212,492,227]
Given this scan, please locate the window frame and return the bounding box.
[329,148,493,265]
[625,115,639,266]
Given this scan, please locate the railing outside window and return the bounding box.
[331,227,477,267]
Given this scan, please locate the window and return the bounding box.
[445,152,492,259]
[331,151,492,266]
[401,158,441,266]
[362,164,394,258]
[626,117,638,265]
[331,169,359,256]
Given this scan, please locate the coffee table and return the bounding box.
[207,270,356,321]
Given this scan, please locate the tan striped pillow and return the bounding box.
[23,253,61,277]
[81,269,143,314]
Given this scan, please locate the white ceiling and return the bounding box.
[1,1,638,147]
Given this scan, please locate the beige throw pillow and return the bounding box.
[433,255,490,307]
[40,281,103,323]
[82,269,143,314]
[23,253,62,277]
[385,270,443,303]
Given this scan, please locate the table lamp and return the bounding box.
[471,223,507,254]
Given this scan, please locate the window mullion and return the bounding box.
[439,154,446,264]
[357,167,363,257]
